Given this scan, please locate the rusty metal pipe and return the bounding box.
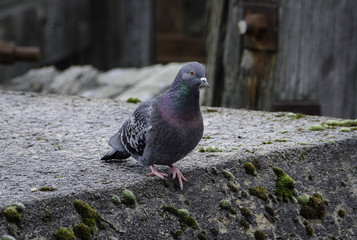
[0,42,40,64]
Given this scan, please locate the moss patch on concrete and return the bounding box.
[272,167,296,201]
[53,227,75,240]
[121,189,136,208]
[300,193,326,219]
[249,186,268,201]
[162,205,198,229]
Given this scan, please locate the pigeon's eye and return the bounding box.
[190,71,195,76]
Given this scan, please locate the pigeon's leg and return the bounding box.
[147,165,168,179]
[168,165,187,190]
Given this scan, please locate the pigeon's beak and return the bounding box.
[200,77,209,88]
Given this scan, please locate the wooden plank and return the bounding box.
[206,0,357,118]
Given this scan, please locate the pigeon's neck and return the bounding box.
[162,81,201,117]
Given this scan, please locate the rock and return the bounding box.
[6,66,58,92]
[44,65,99,95]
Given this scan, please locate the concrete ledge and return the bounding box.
[0,90,356,239]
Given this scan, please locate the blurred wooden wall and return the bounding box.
[205,0,357,118]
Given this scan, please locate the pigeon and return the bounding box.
[101,62,209,189]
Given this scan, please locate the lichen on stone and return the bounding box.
[53,227,75,240]
[243,162,257,176]
[121,189,136,208]
[249,186,268,201]
[272,167,296,201]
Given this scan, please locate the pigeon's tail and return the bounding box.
[100,148,131,161]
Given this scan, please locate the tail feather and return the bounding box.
[100,148,131,161]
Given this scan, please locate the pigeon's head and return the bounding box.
[178,62,209,89]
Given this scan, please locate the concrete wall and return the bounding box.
[0,90,356,239]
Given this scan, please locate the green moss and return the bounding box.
[82,218,96,230]
[3,206,21,223]
[280,130,289,134]
[223,170,235,180]
[126,97,141,104]
[39,186,57,191]
[162,205,198,229]
[140,213,148,221]
[254,230,266,240]
[287,112,305,119]
[1,235,16,240]
[211,167,218,175]
[265,206,275,216]
[240,207,252,218]
[73,199,101,221]
[202,136,212,139]
[300,193,326,219]
[36,137,48,141]
[275,139,288,142]
[199,146,224,152]
[121,189,136,208]
[111,194,121,206]
[53,227,75,240]
[6,223,18,237]
[198,232,207,240]
[297,193,310,204]
[73,223,91,240]
[305,225,314,237]
[308,124,325,131]
[240,219,250,229]
[227,181,238,192]
[173,229,183,239]
[163,180,171,188]
[219,200,231,210]
[243,162,257,176]
[272,167,295,201]
[340,128,351,132]
[324,119,357,127]
[43,208,53,222]
[262,141,272,144]
[337,209,346,218]
[249,186,268,201]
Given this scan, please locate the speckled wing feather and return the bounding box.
[121,100,153,158]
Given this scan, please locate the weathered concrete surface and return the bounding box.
[0,90,356,239]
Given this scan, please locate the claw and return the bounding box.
[168,165,187,190]
[147,165,168,179]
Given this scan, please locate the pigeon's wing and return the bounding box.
[108,120,128,150]
[121,101,153,157]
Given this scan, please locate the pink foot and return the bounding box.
[168,165,187,190]
[147,165,168,179]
